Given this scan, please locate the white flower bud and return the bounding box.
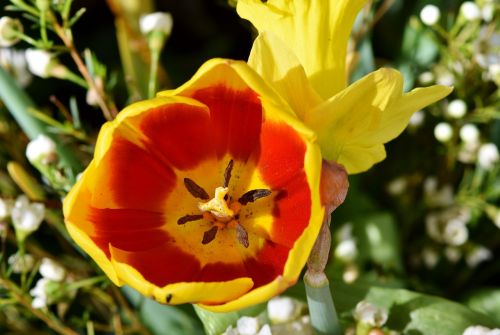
[420,5,441,26]
[482,4,495,22]
[257,324,272,335]
[222,326,238,335]
[436,72,455,86]
[387,177,408,196]
[460,2,482,21]
[0,17,23,47]
[466,246,492,268]
[434,122,453,142]
[11,195,45,237]
[442,219,469,246]
[418,71,435,85]
[237,316,260,335]
[0,48,32,87]
[337,223,354,241]
[478,143,499,170]
[489,64,500,82]
[353,301,388,327]
[40,258,66,281]
[25,49,58,78]
[268,296,296,324]
[459,124,480,144]
[444,247,462,263]
[140,12,173,36]
[422,247,439,269]
[343,264,359,283]
[463,325,500,335]
[26,134,57,164]
[408,110,426,129]
[335,239,358,262]
[8,253,35,273]
[31,296,48,309]
[446,99,467,119]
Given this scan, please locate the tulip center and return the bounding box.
[177,160,272,248]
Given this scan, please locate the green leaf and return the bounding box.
[463,288,500,325]
[194,303,266,335]
[121,286,203,335]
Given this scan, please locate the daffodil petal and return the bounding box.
[305,68,452,174]
[248,31,321,121]
[237,0,368,98]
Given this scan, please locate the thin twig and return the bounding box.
[52,23,118,120]
[0,278,79,335]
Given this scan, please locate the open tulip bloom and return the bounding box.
[63,0,452,312]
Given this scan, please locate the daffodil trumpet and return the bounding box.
[63,0,452,314]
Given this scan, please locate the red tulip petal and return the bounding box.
[190,85,263,161]
[134,102,216,170]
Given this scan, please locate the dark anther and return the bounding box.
[184,178,210,200]
[236,223,249,248]
[166,294,173,303]
[177,214,203,225]
[238,189,272,205]
[202,226,218,245]
[223,160,234,188]
[261,0,268,3]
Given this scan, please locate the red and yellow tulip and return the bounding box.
[64,0,452,312]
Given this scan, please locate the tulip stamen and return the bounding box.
[184,178,210,200]
[238,189,272,205]
[223,159,234,188]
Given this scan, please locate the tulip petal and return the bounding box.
[237,0,368,98]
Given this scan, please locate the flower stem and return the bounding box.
[148,47,160,98]
[304,277,341,335]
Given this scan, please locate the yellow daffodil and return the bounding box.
[238,0,452,173]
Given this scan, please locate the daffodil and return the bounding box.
[63,0,452,313]
[237,0,452,173]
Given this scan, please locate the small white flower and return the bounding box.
[434,122,453,143]
[436,72,455,86]
[335,239,358,262]
[424,177,454,208]
[8,253,35,273]
[387,177,408,196]
[422,247,439,269]
[0,17,23,47]
[342,264,359,283]
[418,71,435,85]
[268,296,296,324]
[353,301,388,327]
[257,324,272,335]
[11,195,45,236]
[466,246,492,268]
[420,5,441,26]
[447,99,467,119]
[0,48,32,87]
[237,316,260,335]
[222,326,238,335]
[337,223,354,241]
[488,64,500,82]
[459,124,480,144]
[425,214,441,241]
[408,110,425,129]
[478,143,499,170]
[140,12,173,36]
[442,219,469,246]
[39,258,66,281]
[481,4,495,22]
[444,247,462,263]
[26,134,57,164]
[463,325,500,335]
[460,2,482,21]
[25,49,57,78]
[31,296,47,309]
[30,278,49,297]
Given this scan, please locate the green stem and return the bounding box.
[61,70,89,88]
[0,67,83,175]
[40,10,49,46]
[304,276,341,335]
[148,48,160,99]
